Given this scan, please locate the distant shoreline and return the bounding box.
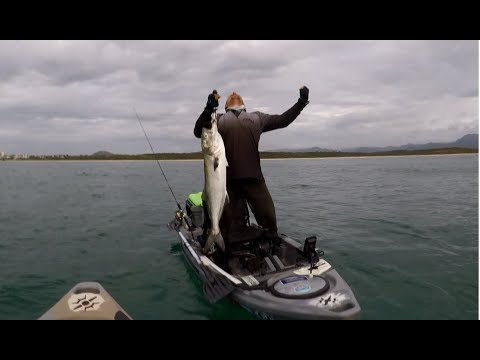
[262,153,479,160]
[3,152,477,162]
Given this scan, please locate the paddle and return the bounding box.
[199,255,238,303]
[202,266,236,303]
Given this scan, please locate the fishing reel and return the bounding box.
[176,209,195,228]
[175,209,185,221]
[167,209,185,231]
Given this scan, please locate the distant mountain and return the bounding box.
[454,134,478,148]
[91,151,115,157]
[342,134,479,153]
[268,134,478,153]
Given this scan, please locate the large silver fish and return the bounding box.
[201,112,229,253]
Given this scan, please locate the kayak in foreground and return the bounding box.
[38,282,132,320]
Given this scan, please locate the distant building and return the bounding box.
[0,152,4,158]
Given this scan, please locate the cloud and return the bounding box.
[0,40,477,155]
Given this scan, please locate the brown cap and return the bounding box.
[225,92,245,110]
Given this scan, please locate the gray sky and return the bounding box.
[0,40,478,155]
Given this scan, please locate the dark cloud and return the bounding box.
[0,40,477,155]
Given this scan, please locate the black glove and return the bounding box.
[299,86,309,105]
[205,90,220,111]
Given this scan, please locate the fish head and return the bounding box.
[211,111,219,127]
[201,126,217,152]
[201,112,218,130]
[201,128,212,150]
[201,112,220,152]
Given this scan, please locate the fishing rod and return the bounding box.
[133,108,182,212]
[134,108,198,244]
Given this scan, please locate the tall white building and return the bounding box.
[0,152,4,158]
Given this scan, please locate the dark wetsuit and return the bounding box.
[194,100,308,245]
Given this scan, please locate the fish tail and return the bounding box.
[203,231,225,253]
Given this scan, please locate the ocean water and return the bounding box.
[0,154,477,320]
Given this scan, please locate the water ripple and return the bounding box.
[0,155,477,319]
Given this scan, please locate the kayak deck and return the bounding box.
[38,282,132,320]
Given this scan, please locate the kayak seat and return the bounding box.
[227,225,264,245]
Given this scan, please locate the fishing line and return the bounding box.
[133,107,182,212]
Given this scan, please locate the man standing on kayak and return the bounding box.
[194,86,310,253]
